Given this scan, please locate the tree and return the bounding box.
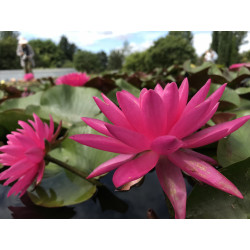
[123,51,147,72]
[144,33,197,70]
[211,31,248,66]
[58,35,77,61]
[73,50,100,73]
[0,32,20,69]
[0,31,19,40]
[107,49,125,70]
[211,31,219,52]
[168,31,193,43]
[29,39,65,68]
[96,51,108,72]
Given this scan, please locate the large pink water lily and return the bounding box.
[0,114,62,197]
[55,72,90,86]
[70,78,250,219]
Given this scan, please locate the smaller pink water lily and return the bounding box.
[70,78,250,219]
[23,73,34,81]
[55,72,90,87]
[0,114,62,197]
[229,63,250,71]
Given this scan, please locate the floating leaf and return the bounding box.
[115,79,140,97]
[28,122,116,207]
[217,120,250,167]
[186,158,250,219]
[208,83,240,111]
[0,92,43,112]
[25,85,102,128]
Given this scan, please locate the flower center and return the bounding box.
[151,135,183,155]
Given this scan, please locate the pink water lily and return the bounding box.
[229,62,250,71]
[0,114,62,197]
[55,72,90,86]
[70,78,250,219]
[23,73,34,81]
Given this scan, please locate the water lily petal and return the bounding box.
[141,90,166,137]
[116,91,146,133]
[183,149,217,165]
[177,78,189,117]
[162,82,179,131]
[93,96,132,129]
[106,124,151,151]
[151,135,183,155]
[87,154,136,179]
[156,157,187,219]
[81,117,113,137]
[112,151,159,188]
[169,99,211,139]
[70,134,139,154]
[154,84,164,96]
[207,83,227,108]
[184,79,211,113]
[183,116,250,148]
[168,150,243,199]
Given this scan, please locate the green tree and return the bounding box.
[58,35,77,61]
[0,31,19,40]
[168,31,193,43]
[0,32,20,69]
[144,33,197,70]
[96,51,108,72]
[73,50,100,73]
[107,49,125,70]
[211,31,248,66]
[123,51,147,72]
[29,39,65,68]
[211,31,219,52]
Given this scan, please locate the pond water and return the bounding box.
[0,168,193,219]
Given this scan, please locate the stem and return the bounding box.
[45,154,103,187]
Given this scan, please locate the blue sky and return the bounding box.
[19,31,250,56]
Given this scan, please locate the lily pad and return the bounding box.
[217,120,250,167]
[0,109,33,132]
[25,85,102,128]
[115,79,140,97]
[186,158,250,219]
[28,122,116,207]
[208,83,240,111]
[0,91,43,112]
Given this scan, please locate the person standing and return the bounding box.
[16,38,35,74]
[204,48,218,63]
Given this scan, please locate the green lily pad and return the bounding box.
[0,90,4,99]
[186,158,250,219]
[208,65,228,84]
[0,91,43,112]
[0,109,33,132]
[115,79,140,97]
[208,83,240,111]
[230,67,250,88]
[236,87,250,95]
[217,120,250,167]
[28,121,116,207]
[25,85,102,128]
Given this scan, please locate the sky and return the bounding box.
[19,31,250,57]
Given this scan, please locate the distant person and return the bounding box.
[16,38,35,74]
[204,48,218,63]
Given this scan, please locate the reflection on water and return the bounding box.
[0,170,193,219]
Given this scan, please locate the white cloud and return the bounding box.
[20,30,140,48]
[130,40,153,52]
[193,32,212,56]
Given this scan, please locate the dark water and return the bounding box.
[0,170,192,219]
